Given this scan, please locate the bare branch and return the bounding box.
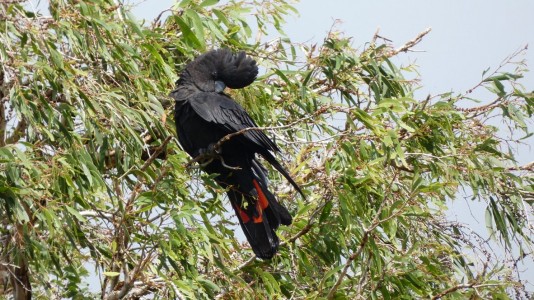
[430,282,506,300]
[389,28,432,56]
[508,161,534,172]
[0,98,6,147]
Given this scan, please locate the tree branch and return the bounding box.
[431,282,507,300]
[390,28,432,56]
[0,100,6,147]
[507,161,534,172]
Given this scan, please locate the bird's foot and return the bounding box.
[198,143,221,157]
[193,144,241,170]
[220,156,241,170]
[195,143,220,165]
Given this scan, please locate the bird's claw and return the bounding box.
[198,143,220,156]
[220,157,241,170]
[194,143,241,170]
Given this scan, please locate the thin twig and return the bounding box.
[507,161,534,171]
[390,28,432,56]
[431,282,474,300]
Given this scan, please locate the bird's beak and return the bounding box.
[215,80,226,93]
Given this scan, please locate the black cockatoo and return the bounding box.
[171,49,303,259]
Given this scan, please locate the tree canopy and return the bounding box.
[1,0,533,299]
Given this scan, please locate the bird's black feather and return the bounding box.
[171,49,303,259]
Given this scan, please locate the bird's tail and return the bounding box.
[228,160,292,259]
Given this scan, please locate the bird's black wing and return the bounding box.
[189,92,279,152]
[189,92,305,197]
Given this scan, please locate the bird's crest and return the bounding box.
[181,49,258,91]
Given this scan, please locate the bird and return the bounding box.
[171,49,304,259]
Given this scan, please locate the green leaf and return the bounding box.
[65,206,87,223]
[197,276,220,297]
[353,108,378,133]
[493,78,506,97]
[103,272,120,277]
[319,200,333,222]
[173,15,202,48]
[184,9,206,49]
[482,73,523,82]
[200,0,219,7]
[48,46,64,69]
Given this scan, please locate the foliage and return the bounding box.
[1,0,533,299]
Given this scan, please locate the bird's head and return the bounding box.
[180,49,258,92]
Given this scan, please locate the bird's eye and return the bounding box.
[211,71,218,78]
